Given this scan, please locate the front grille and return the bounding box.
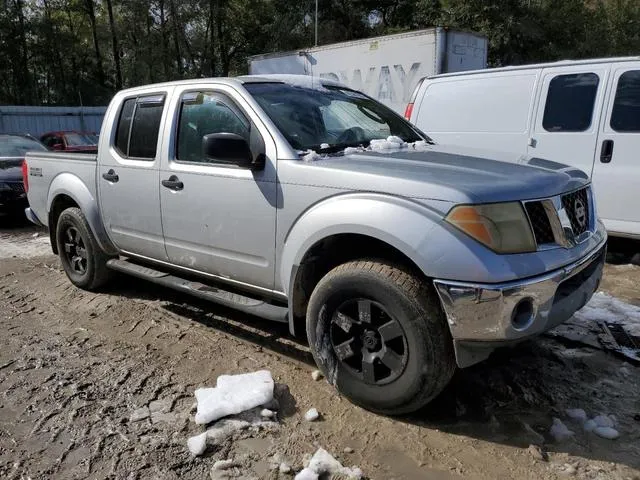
[525,201,555,245]
[561,188,590,236]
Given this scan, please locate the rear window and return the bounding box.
[0,135,47,157]
[542,73,599,132]
[610,70,640,132]
[114,95,165,159]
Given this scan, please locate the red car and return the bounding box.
[40,131,99,153]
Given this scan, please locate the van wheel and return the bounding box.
[56,207,112,291]
[306,260,456,415]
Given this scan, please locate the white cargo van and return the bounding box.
[407,57,640,240]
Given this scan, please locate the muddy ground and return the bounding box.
[0,220,639,480]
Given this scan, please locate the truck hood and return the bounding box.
[312,144,589,204]
[0,158,23,182]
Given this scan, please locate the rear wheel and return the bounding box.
[56,207,113,290]
[306,260,456,415]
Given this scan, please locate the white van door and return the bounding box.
[591,63,640,237]
[528,66,610,176]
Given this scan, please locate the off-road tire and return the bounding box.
[306,260,456,415]
[56,207,113,290]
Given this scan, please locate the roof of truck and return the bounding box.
[429,56,640,80]
[118,74,347,95]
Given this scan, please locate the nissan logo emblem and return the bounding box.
[574,199,587,228]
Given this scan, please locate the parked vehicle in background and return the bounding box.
[40,131,98,153]
[407,57,640,241]
[0,134,47,217]
[23,75,606,414]
[249,28,487,115]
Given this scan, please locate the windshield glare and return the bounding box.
[245,83,424,151]
[0,135,47,157]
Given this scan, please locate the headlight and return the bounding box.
[445,202,536,254]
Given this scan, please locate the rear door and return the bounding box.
[591,62,640,236]
[528,65,609,176]
[98,90,171,260]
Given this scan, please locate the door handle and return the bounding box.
[161,175,184,191]
[102,169,119,182]
[600,139,614,163]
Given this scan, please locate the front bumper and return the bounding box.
[434,238,606,367]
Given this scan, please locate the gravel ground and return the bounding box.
[0,221,639,480]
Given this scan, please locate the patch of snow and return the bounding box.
[320,143,329,149]
[593,414,615,428]
[411,140,431,151]
[311,370,323,381]
[304,408,319,422]
[279,463,292,474]
[593,426,620,440]
[583,419,598,432]
[301,150,323,163]
[295,468,319,480]
[565,408,587,422]
[260,408,275,418]
[296,448,363,479]
[194,370,274,425]
[574,292,640,336]
[550,418,575,442]
[369,135,407,151]
[187,431,207,456]
[343,146,365,155]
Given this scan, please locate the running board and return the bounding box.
[106,258,288,323]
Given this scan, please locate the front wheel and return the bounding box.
[306,260,456,415]
[56,207,113,291]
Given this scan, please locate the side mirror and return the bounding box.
[52,143,64,151]
[202,132,255,169]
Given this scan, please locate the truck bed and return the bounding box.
[24,151,98,229]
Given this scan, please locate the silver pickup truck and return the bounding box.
[24,75,607,415]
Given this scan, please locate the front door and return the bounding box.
[159,87,278,290]
[98,91,171,260]
[528,65,609,176]
[592,63,640,236]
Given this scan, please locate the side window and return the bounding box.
[115,98,136,156]
[610,70,640,132]
[114,95,165,159]
[543,73,599,132]
[176,92,250,163]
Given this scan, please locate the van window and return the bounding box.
[542,73,599,132]
[416,74,536,133]
[610,70,640,132]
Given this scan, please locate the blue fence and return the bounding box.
[0,105,107,137]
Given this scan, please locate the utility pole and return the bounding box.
[315,0,318,46]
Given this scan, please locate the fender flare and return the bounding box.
[279,193,447,332]
[47,173,118,255]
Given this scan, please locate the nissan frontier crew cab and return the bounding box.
[24,75,607,415]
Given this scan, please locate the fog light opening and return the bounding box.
[512,298,535,331]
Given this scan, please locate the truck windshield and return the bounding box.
[0,135,47,157]
[245,82,427,152]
